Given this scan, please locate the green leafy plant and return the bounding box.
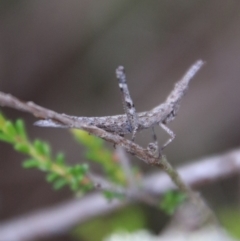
[71,129,127,185]
[0,112,131,197]
[0,113,93,193]
[72,205,146,241]
[159,190,186,215]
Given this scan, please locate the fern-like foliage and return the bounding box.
[0,113,92,193]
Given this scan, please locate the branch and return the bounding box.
[0,91,162,167]
[0,91,194,196]
[0,88,216,224]
[144,148,240,193]
[0,148,240,241]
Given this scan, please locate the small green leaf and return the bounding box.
[42,142,51,156]
[15,119,27,139]
[14,143,30,154]
[160,191,186,215]
[22,159,39,168]
[4,121,17,136]
[0,133,13,143]
[56,152,65,165]
[34,140,51,156]
[73,164,89,175]
[79,163,89,173]
[53,178,68,190]
[46,172,59,183]
[34,139,43,151]
[38,161,52,171]
[70,182,80,191]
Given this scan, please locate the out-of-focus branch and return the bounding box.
[144,148,240,194]
[0,194,123,241]
[0,148,240,241]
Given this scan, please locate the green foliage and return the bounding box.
[72,205,146,241]
[159,190,186,215]
[0,112,135,199]
[218,207,240,239]
[71,129,127,185]
[0,113,93,194]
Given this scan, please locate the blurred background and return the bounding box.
[1,0,240,240]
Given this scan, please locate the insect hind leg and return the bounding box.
[159,123,176,150]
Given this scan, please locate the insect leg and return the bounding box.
[116,66,139,141]
[147,126,160,157]
[159,123,176,150]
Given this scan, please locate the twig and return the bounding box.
[0,90,215,223]
[0,92,183,186]
[0,92,161,166]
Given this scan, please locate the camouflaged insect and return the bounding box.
[35,60,204,151]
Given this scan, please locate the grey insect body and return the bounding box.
[35,60,204,150]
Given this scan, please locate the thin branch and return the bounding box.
[0,148,240,241]
[0,193,123,241]
[0,90,215,223]
[0,91,188,191]
[0,91,161,166]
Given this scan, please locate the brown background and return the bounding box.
[0,1,240,240]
